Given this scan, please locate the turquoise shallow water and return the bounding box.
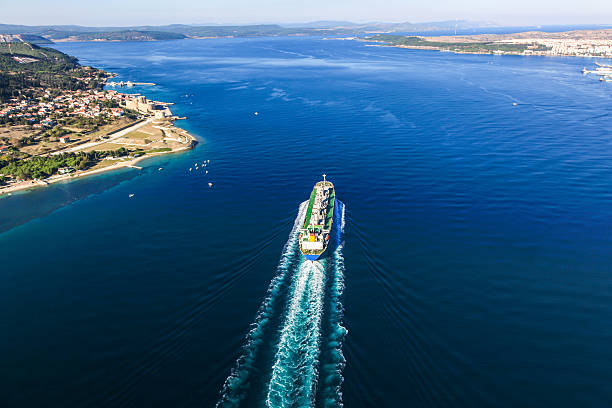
[1,37,612,407]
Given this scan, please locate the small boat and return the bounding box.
[513,102,517,106]
[205,170,208,174]
[208,182,213,187]
[254,112,259,116]
[158,167,163,171]
[189,168,192,171]
[129,194,135,198]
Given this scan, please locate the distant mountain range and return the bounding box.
[0,21,499,42]
[0,21,610,43]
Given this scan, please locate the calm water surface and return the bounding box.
[1,37,612,407]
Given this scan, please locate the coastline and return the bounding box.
[0,132,196,196]
[358,29,612,58]
[363,42,612,58]
[0,79,198,197]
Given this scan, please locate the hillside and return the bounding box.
[0,42,78,70]
[52,30,186,42]
[2,22,610,43]
[0,42,108,102]
[0,34,53,44]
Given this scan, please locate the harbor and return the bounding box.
[582,62,612,82]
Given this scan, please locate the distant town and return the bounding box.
[363,29,612,58]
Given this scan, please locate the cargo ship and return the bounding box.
[299,175,336,261]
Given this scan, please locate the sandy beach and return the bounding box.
[0,127,196,196]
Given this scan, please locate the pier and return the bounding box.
[107,81,156,87]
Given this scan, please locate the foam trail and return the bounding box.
[319,201,348,407]
[266,259,326,407]
[217,202,308,407]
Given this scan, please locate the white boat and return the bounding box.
[129,194,135,198]
[594,68,612,75]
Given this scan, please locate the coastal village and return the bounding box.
[0,83,196,195]
[1,88,174,127]
[365,29,612,58]
[502,38,612,57]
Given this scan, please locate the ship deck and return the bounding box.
[303,181,335,231]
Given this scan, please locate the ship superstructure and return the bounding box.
[299,175,336,261]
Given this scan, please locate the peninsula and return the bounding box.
[363,29,612,58]
[0,42,196,196]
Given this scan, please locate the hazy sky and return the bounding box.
[3,0,612,26]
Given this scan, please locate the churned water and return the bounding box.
[1,37,612,407]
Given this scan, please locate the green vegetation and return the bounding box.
[366,34,551,54]
[148,24,317,38]
[0,42,73,60]
[54,115,110,132]
[0,148,130,180]
[146,147,172,153]
[101,99,119,108]
[0,42,108,102]
[14,34,53,44]
[40,126,70,140]
[0,23,356,42]
[63,30,186,42]
[15,135,37,147]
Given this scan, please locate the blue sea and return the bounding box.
[2,37,612,407]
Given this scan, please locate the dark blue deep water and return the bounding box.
[2,37,612,407]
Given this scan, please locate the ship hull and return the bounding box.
[304,253,321,261]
